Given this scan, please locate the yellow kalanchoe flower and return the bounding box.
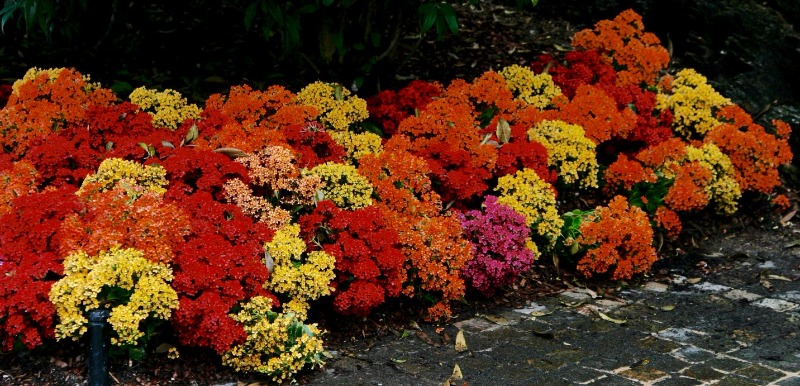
[49,247,178,346]
[264,224,336,320]
[657,68,732,139]
[528,119,599,189]
[222,296,325,382]
[685,143,741,215]
[296,82,369,131]
[304,162,373,209]
[79,158,167,197]
[495,168,563,248]
[499,64,562,109]
[328,131,383,162]
[129,87,201,130]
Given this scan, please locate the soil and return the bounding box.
[1,1,799,385]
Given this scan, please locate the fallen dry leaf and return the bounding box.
[596,311,627,324]
[455,330,468,352]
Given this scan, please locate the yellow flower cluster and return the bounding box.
[129,87,202,130]
[295,82,369,131]
[12,67,102,95]
[222,296,325,382]
[329,131,383,162]
[264,224,336,320]
[685,143,741,215]
[494,168,563,247]
[657,68,732,139]
[49,247,178,346]
[528,119,599,189]
[499,64,562,109]
[305,162,373,209]
[79,158,168,197]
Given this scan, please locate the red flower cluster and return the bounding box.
[0,187,83,350]
[300,201,405,316]
[367,80,443,137]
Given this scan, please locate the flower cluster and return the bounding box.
[78,158,168,197]
[300,201,405,316]
[656,68,732,139]
[576,196,658,280]
[305,162,373,209]
[571,9,670,87]
[499,64,562,109]
[221,296,324,382]
[528,119,599,189]
[366,80,443,136]
[129,87,201,130]
[264,224,336,320]
[0,67,114,157]
[296,82,369,131]
[49,247,178,346]
[459,196,537,295]
[705,105,793,194]
[0,160,39,216]
[494,168,563,248]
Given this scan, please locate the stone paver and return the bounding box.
[299,230,800,386]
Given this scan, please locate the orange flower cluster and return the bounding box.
[358,141,472,320]
[396,90,497,203]
[654,207,682,239]
[603,154,655,192]
[571,9,670,87]
[197,85,317,152]
[225,146,323,230]
[546,84,637,144]
[0,68,115,157]
[0,160,39,216]
[577,196,657,280]
[58,186,191,263]
[662,162,711,212]
[705,105,793,194]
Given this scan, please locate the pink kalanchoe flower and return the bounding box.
[458,195,536,296]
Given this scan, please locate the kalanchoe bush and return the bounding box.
[0,9,795,382]
[459,196,538,296]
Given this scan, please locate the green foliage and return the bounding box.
[628,172,673,213]
[556,209,593,256]
[0,0,87,39]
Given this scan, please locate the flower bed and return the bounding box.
[0,9,793,382]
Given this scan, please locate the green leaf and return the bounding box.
[265,1,283,27]
[439,3,459,35]
[185,123,199,143]
[322,0,335,5]
[418,3,437,34]
[297,4,316,14]
[244,2,258,31]
[161,140,175,149]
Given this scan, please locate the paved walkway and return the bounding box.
[305,227,800,385]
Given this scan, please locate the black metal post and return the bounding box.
[87,308,111,386]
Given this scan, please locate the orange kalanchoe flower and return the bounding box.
[571,9,670,87]
[705,105,793,194]
[0,68,115,157]
[604,154,656,192]
[548,84,638,144]
[663,162,711,212]
[58,187,191,263]
[197,85,316,152]
[654,207,682,239]
[577,195,658,280]
[0,160,39,217]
